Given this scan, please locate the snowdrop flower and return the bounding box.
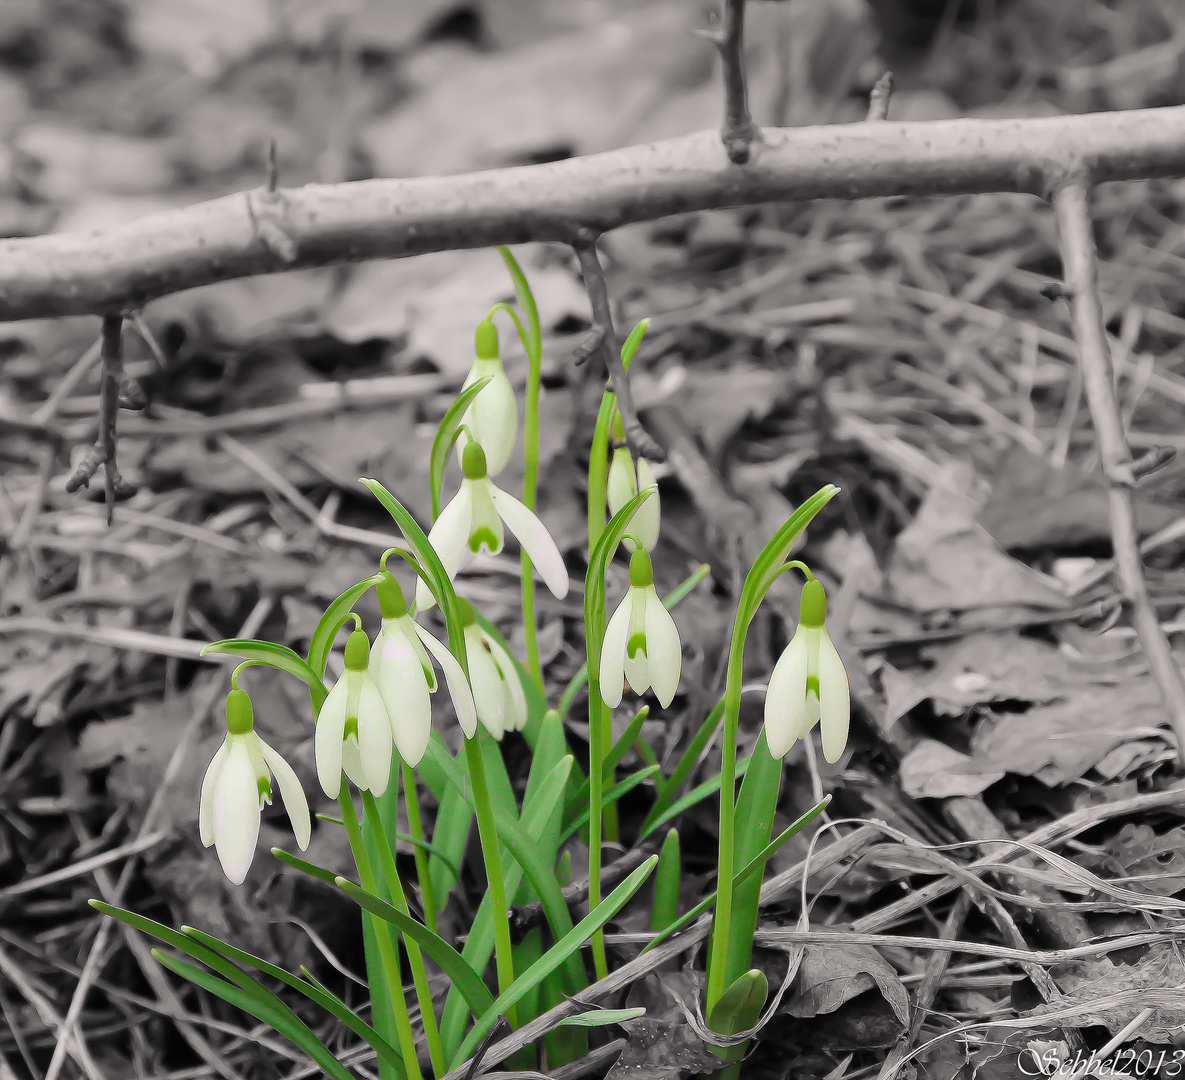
[199,688,310,885]
[316,628,394,798]
[457,599,527,739]
[369,571,479,761]
[416,441,569,610]
[455,319,518,476]
[606,445,659,553]
[599,549,682,709]
[764,578,850,764]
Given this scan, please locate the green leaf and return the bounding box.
[640,698,725,836]
[561,765,662,843]
[271,849,340,887]
[183,927,404,1072]
[333,877,497,1021]
[645,797,828,952]
[619,318,650,368]
[650,829,681,934]
[151,951,358,1080]
[452,856,659,1067]
[498,247,542,361]
[429,376,491,522]
[565,706,649,818]
[640,754,753,840]
[201,639,325,709]
[707,969,767,1063]
[557,1008,646,1029]
[306,574,385,683]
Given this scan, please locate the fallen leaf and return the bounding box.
[1088,822,1185,897]
[899,739,1004,799]
[15,123,175,201]
[610,971,724,1080]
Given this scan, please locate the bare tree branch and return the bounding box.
[573,234,666,463]
[704,0,759,164]
[866,71,894,121]
[64,314,130,524]
[2,109,1185,321]
[1051,171,1185,761]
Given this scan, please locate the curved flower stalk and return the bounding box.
[600,549,682,709]
[606,445,659,553]
[315,627,395,798]
[199,686,310,885]
[457,599,527,739]
[764,577,850,763]
[369,570,478,759]
[416,441,569,610]
[455,318,518,476]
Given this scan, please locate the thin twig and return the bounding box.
[866,71,894,121]
[1051,171,1185,760]
[572,233,665,462]
[4,109,1185,320]
[705,0,759,164]
[64,314,129,523]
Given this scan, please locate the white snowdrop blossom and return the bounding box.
[599,549,682,709]
[315,628,395,798]
[764,578,850,764]
[369,572,479,760]
[606,446,659,553]
[199,688,310,885]
[455,319,518,476]
[415,441,569,611]
[458,599,527,739]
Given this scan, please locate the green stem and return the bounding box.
[462,736,518,1027]
[362,789,446,1079]
[519,325,545,697]
[585,687,609,981]
[340,793,423,1080]
[586,391,617,557]
[402,764,439,936]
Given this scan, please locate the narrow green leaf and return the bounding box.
[561,765,662,843]
[334,877,497,1020]
[183,927,404,1072]
[640,698,725,835]
[429,376,491,522]
[650,829,681,934]
[557,1008,646,1029]
[452,856,659,1067]
[641,754,753,840]
[497,247,542,361]
[200,639,325,709]
[619,318,650,367]
[151,951,358,1080]
[565,706,649,818]
[271,848,340,887]
[306,575,385,683]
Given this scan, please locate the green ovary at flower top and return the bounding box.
[199,687,310,885]
[315,628,395,798]
[369,570,478,762]
[415,440,569,611]
[455,318,518,476]
[457,598,528,739]
[606,446,659,553]
[764,577,850,764]
[600,548,683,709]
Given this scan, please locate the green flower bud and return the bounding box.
[344,629,371,671]
[461,440,488,480]
[799,578,827,628]
[475,318,498,360]
[456,598,478,626]
[629,548,654,588]
[376,572,407,619]
[225,688,254,735]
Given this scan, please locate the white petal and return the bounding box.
[212,737,261,885]
[356,678,394,795]
[460,361,518,475]
[489,486,569,599]
[486,633,528,731]
[643,589,682,708]
[764,633,810,759]
[371,627,433,766]
[622,588,651,697]
[397,614,437,691]
[198,741,229,848]
[817,632,851,765]
[598,592,632,708]
[315,678,349,798]
[468,478,505,556]
[414,622,478,740]
[256,738,311,850]
[466,627,509,739]
[632,460,661,552]
[417,485,474,611]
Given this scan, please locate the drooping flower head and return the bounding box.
[199,687,310,885]
[599,549,682,709]
[606,444,659,553]
[315,627,394,798]
[764,577,850,764]
[369,571,478,761]
[457,598,527,740]
[416,441,569,610]
[455,319,518,476]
